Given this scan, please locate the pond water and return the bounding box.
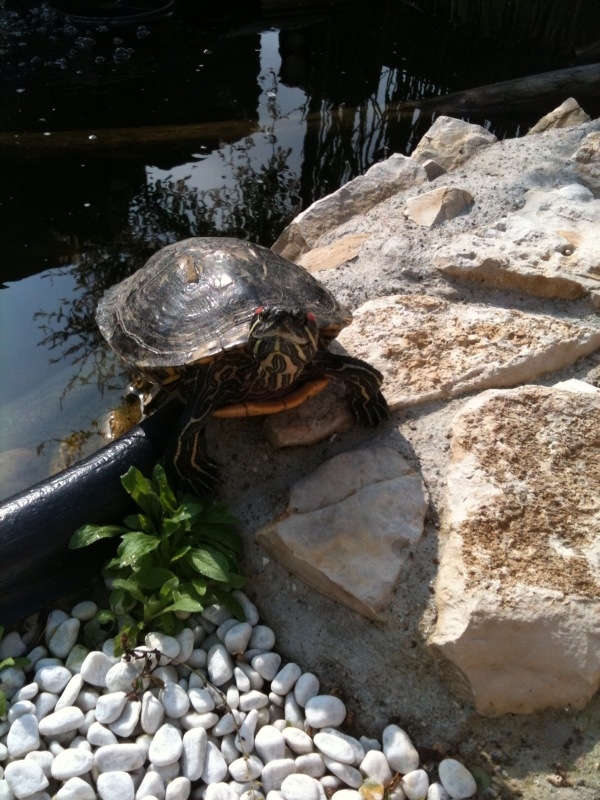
[0,0,577,500]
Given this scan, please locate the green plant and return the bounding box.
[69,464,245,645]
[0,627,30,718]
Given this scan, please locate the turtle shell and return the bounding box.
[96,237,353,370]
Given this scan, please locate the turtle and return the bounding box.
[96,237,389,494]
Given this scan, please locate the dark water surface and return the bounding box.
[0,0,575,499]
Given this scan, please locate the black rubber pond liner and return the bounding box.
[0,400,181,626]
[48,0,175,24]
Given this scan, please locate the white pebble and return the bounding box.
[34,692,58,720]
[65,645,89,675]
[135,770,164,800]
[50,749,94,780]
[55,674,84,711]
[438,759,477,800]
[180,711,219,730]
[261,759,296,793]
[12,684,38,703]
[304,696,346,729]
[200,741,228,783]
[95,692,128,724]
[280,773,322,800]
[255,725,286,762]
[79,652,113,688]
[187,688,215,714]
[314,732,355,765]
[94,744,146,772]
[23,751,54,778]
[427,783,450,800]
[174,629,195,663]
[45,610,70,645]
[86,722,118,746]
[248,625,275,651]
[204,785,236,800]
[293,673,319,707]
[223,623,252,654]
[0,632,26,660]
[8,701,36,724]
[48,619,80,659]
[34,665,71,694]
[323,758,362,788]
[141,691,165,734]
[159,683,190,718]
[382,725,420,774]
[271,663,301,696]
[402,769,429,800]
[239,689,269,711]
[0,667,26,699]
[207,644,234,686]
[281,727,313,754]
[144,633,180,662]
[201,604,232,626]
[56,776,97,800]
[228,754,263,781]
[186,649,207,669]
[294,753,326,778]
[26,647,48,669]
[181,727,207,781]
[38,707,84,737]
[70,601,98,621]
[331,792,362,800]
[283,693,304,728]
[105,661,144,693]
[148,724,183,767]
[235,708,258,753]
[7,714,40,758]
[165,776,190,800]
[360,749,392,785]
[97,771,135,800]
[251,653,281,682]
[231,591,259,625]
[109,700,141,738]
[4,760,49,799]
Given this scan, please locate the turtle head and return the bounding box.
[249,306,319,390]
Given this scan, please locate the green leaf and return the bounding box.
[121,467,162,524]
[117,532,160,567]
[160,596,206,615]
[111,578,148,604]
[210,587,246,620]
[170,545,191,562]
[0,692,6,718]
[159,576,180,599]
[123,514,155,534]
[135,567,177,590]
[69,524,127,549]
[153,463,178,515]
[188,547,232,582]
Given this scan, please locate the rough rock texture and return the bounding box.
[436,183,600,307]
[335,294,600,411]
[297,234,371,273]
[410,116,497,171]
[403,186,474,227]
[428,383,600,715]
[527,97,591,134]
[256,447,429,619]
[272,154,426,260]
[572,130,600,191]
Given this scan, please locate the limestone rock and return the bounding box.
[571,131,600,192]
[272,155,426,261]
[436,183,600,307]
[335,294,600,411]
[255,447,429,618]
[297,234,371,273]
[403,187,473,228]
[527,97,590,135]
[410,116,497,171]
[428,384,600,715]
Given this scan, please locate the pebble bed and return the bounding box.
[0,592,478,800]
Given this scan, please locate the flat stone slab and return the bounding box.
[435,183,600,307]
[255,446,429,619]
[428,383,600,715]
[335,294,600,411]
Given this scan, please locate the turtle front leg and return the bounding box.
[314,351,390,426]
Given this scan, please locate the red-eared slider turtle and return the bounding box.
[96,237,389,494]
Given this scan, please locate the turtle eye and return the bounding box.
[306,312,317,323]
[254,306,264,316]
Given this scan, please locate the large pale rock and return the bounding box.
[436,183,600,307]
[404,186,474,227]
[255,447,429,618]
[335,294,600,411]
[527,97,590,135]
[272,155,426,260]
[571,131,600,192]
[429,384,600,715]
[410,116,497,171]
